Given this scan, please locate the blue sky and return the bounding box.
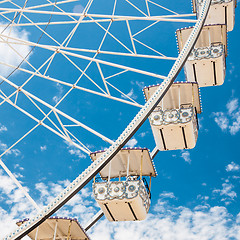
[0,0,240,239]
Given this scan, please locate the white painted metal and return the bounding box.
[84,210,104,231]
[185,44,226,86]
[92,148,153,222]
[53,221,58,240]
[90,148,157,178]
[176,24,227,87]
[16,218,90,240]
[0,60,142,107]
[34,228,38,240]
[176,24,227,53]
[93,179,150,221]
[0,8,198,20]
[151,114,198,151]
[0,75,114,145]
[0,94,91,155]
[4,0,211,238]
[143,82,201,113]
[192,0,236,31]
[144,83,201,151]
[84,145,159,230]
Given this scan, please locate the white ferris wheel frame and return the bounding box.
[1,0,212,239]
[0,0,203,159]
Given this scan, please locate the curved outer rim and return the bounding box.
[4,0,212,239]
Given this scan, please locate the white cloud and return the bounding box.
[226,162,240,172]
[213,112,229,131]
[40,145,47,151]
[159,191,177,199]
[73,4,84,13]
[14,164,24,171]
[0,170,17,195]
[131,80,145,90]
[0,141,9,152]
[89,198,240,240]
[2,178,240,240]
[0,140,20,156]
[0,170,37,237]
[53,83,64,104]
[180,150,191,164]
[122,89,137,100]
[69,149,87,159]
[34,180,96,225]
[86,144,95,150]
[139,131,147,137]
[0,175,97,238]
[64,140,87,159]
[35,182,49,199]
[228,63,235,75]
[154,192,177,212]
[213,98,240,135]
[198,117,208,133]
[0,123,7,132]
[197,194,209,202]
[198,116,203,130]
[0,23,31,76]
[213,183,237,203]
[227,98,238,115]
[126,138,138,148]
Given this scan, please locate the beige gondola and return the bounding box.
[192,0,236,32]
[143,82,201,151]
[91,148,156,222]
[176,24,227,87]
[16,217,90,240]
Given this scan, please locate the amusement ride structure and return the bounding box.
[0,0,237,239]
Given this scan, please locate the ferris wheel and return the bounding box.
[0,0,237,239]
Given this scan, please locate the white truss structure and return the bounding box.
[0,0,195,156]
[0,1,196,164]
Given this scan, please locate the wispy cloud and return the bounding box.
[0,140,20,156]
[198,117,208,133]
[159,191,177,199]
[131,80,145,90]
[213,98,240,135]
[122,89,137,100]
[180,150,191,164]
[227,98,238,115]
[0,123,7,133]
[139,131,148,138]
[197,194,209,202]
[64,141,87,159]
[213,182,237,203]
[69,149,87,159]
[53,83,64,104]
[73,4,84,13]
[14,164,24,171]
